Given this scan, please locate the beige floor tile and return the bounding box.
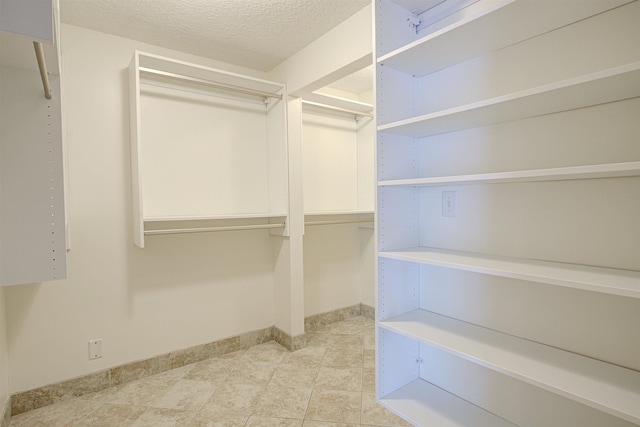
[226,360,279,386]
[130,407,197,426]
[186,411,249,427]
[302,421,359,427]
[315,366,363,392]
[330,322,366,336]
[363,334,375,351]
[183,357,237,384]
[245,415,303,426]
[360,393,413,427]
[363,350,375,369]
[255,386,312,419]
[281,346,325,366]
[186,411,248,427]
[327,335,364,349]
[362,368,376,393]
[240,341,288,364]
[151,379,217,411]
[305,389,362,424]
[322,348,363,369]
[269,363,320,388]
[305,333,331,347]
[202,382,265,414]
[108,377,176,407]
[75,403,147,426]
[8,397,103,427]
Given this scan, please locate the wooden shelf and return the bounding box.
[379,310,640,424]
[378,0,632,77]
[379,247,640,298]
[380,379,516,427]
[378,162,640,187]
[377,62,640,138]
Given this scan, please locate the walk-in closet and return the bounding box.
[1,0,638,426]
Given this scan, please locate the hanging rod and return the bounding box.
[145,222,286,235]
[305,218,374,226]
[139,67,283,100]
[33,42,52,99]
[301,100,373,118]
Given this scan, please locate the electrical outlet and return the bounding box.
[442,191,457,217]
[88,339,103,360]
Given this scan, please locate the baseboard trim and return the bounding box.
[272,327,307,352]
[360,303,375,320]
[1,396,10,427]
[11,304,376,417]
[305,303,375,331]
[10,325,273,416]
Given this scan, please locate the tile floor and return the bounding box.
[9,316,412,427]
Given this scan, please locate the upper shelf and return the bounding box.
[136,51,285,102]
[378,162,640,187]
[379,247,640,299]
[378,0,633,77]
[304,92,373,114]
[379,309,640,425]
[302,92,374,118]
[377,62,640,137]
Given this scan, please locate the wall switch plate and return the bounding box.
[442,191,457,217]
[88,339,103,360]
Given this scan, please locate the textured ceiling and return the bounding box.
[60,0,371,72]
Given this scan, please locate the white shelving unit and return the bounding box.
[375,1,640,426]
[129,51,289,248]
[0,0,68,286]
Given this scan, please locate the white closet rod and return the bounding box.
[33,42,52,99]
[305,218,374,226]
[301,100,373,118]
[145,222,286,235]
[139,67,283,100]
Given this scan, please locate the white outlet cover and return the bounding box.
[89,339,103,360]
[442,191,457,217]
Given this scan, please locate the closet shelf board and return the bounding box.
[379,310,640,424]
[304,210,374,216]
[378,162,640,187]
[377,62,640,138]
[137,51,285,97]
[144,213,287,222]
[304,92,374,114]
[378,0,632,77]
[379,379,516,427]
[378,248,640,298]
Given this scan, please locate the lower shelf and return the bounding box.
[379,309,640,424]
[379,378,516,427]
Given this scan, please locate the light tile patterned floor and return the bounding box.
[10,316,412,427]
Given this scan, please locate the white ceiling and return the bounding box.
[60,0,371,73]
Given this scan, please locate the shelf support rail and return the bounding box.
[139,67,283,101]
[33,42,52,100]
[305,218,374,226]
[301,100,373,121]
[145,222,286,235]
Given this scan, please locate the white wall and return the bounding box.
[4,24,278,394]
[0,288,9,416]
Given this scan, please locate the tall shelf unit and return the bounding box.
[129,51,289,248]
[0,0,67,286]
[374,1,640,426]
